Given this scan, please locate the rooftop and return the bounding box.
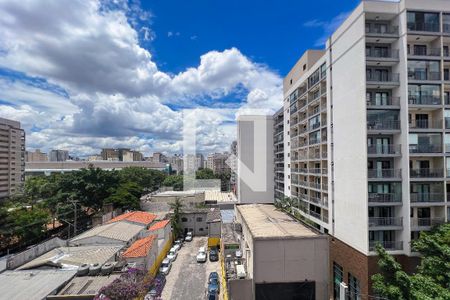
[17,245,122,270]
[0,269,76,300]
[236,204,320,240]
[205,190,237,202]
[148,219,170,231]
[122,235,157,258]
[70,221,144,244]
[108,211,157,226]
[56,274,121,297]
[221,223,239,245]
[206,208,221,223]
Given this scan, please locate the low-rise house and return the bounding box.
[108,211,157,228]
[148,219,171,240]
[48,274,121,300]
[17,245,122,270]
[122,235,158,271]
[69,221,144,246]
[0,269,77,300]
[179,208,209,236]
[206,208,221,248]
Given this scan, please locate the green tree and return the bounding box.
[195,168,215,179]
[105,181,142,210]
[119,167,166,192]
[9,207,51,242]
[169,197,183,239]
[162,175,184,191]
[372,223,450,299]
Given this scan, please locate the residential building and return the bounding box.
[151,152,167,163]
[49,149,69,162]
[0,117,25,200]
[100,148,143,162]
[100,148,119,161]
[121,234,158,270]
[273,108,285,201]
[184,153,204,171]
[25,149,48,162]
[206,152,231,174]
[168,154,183,174]
[279,0,450,296]
[237,115,274,204]
[108,211,157,228]
[230,141,238,191]
[228,204,329,300]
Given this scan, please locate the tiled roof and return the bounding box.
[148,220,170,231]
[108,211,157,225]
[70,222,144,244]
[122,235,157,258]
[206,208,221,223]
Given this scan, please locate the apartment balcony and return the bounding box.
[409,119,442,131]
[407,22,440,33]
[366,24,399,38]
[410,193,445,204]
[366,49,399,66]
[366,73,400,87]
[367,120,400,132]
[408,71,441,82]
[408,95,441,106]
[369,241,403,251]
[409,143,442,154]
[369,217,403,228]
[309,168,321,174]
[408,47,441,57]
[275,167,284,172]
[410,168,444,179]
[368,168,401,180]
[367,96,400,108]
[367,144,401,157]
[274,157,284,162]
[309,182,321,190]
[368,193,402,204]
[411,217,445,228]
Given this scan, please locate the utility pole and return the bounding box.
[70,199,79,237]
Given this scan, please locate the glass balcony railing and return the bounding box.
[367,168,402,179]
[407,22,440,32]
[369,241,403,251]
[411,217,445,227]
[367,144,401,155]
[367,96,400,107]
[410,193,444,203]
[408,47,441,56]
[367,73,400,83]
[366,49,399,59]
[409,168,444,178]
[409,144,442,153]
[367,120,400,130]
[366,24,399,35]
[408,95,441,105]
[409,119,442,130]
[368,193,402,203]
[369,217,403,227]
[408,71,441,81]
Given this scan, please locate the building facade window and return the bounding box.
[181,217,188,222]
[348,273,361,300]
[407,11,440,32]
[333,262,343,300]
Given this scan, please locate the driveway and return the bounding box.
[161,236,222,300]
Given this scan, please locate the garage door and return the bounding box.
[255,281,315,300]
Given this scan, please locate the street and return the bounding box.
[161,236,222,300]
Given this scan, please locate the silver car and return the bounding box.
[159,258,172,275]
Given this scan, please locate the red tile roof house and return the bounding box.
[148,220,171,240]
[108,211,157,228]
[121,234,158,271]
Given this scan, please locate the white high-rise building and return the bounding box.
[277,0,450,296]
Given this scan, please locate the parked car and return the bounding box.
[159,258,172,275]
[175,238,183,247]
[206,291,218,300]
[208,281,220,295]
[235,249,242,258]
[196,246,207,263]
[167,248,178,261]
[209,248,218,262]
[172,243,181,252]
[209,272,219,285]
[185,231,193,242]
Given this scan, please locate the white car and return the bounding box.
[185,232,193,242]
[159,258,172,275]
[172,243,181,252]
[196,246,207,263]
[235,249,242,258]
[167,248,178,261]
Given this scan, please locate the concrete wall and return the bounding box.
[180,212,208,236]
[228,279,253,300]
[6,237,67,270]
[237,115,274,204]
[253,238,329,300]
[123,240,159,271]
[208,221,221,238]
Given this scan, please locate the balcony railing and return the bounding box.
[367,73,400,83]
[409,119,442,130]
[367,96,400,107]
[408,95,441,105]
[407,22,440,32]
[367,120,400,130]
[408,47,441,56]
[368,168,401,179]
[368,193,402,203]
[410,168,444,178]
[309,168,321,174]
[410,193,445,203]
[366,49,399,59]
[409,144,442,154]
[366,24,399,35]
[408,71,441,81]
[369,241,403,251]
[411,217,445,227]
[369,217,403,227]
[367,144,401,155]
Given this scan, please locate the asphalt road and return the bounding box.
[161,236,222,300]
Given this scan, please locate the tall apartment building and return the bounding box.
[26,149,48,162]
[273,108,285,201]
[207,152,232,175]
[278,0,450,297]
[184,153,204,171]
[0,117,25,200]
[49,149,69,162]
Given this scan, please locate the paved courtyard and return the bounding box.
[161,236,222,300]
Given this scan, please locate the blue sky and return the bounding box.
[0,0,360,157]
